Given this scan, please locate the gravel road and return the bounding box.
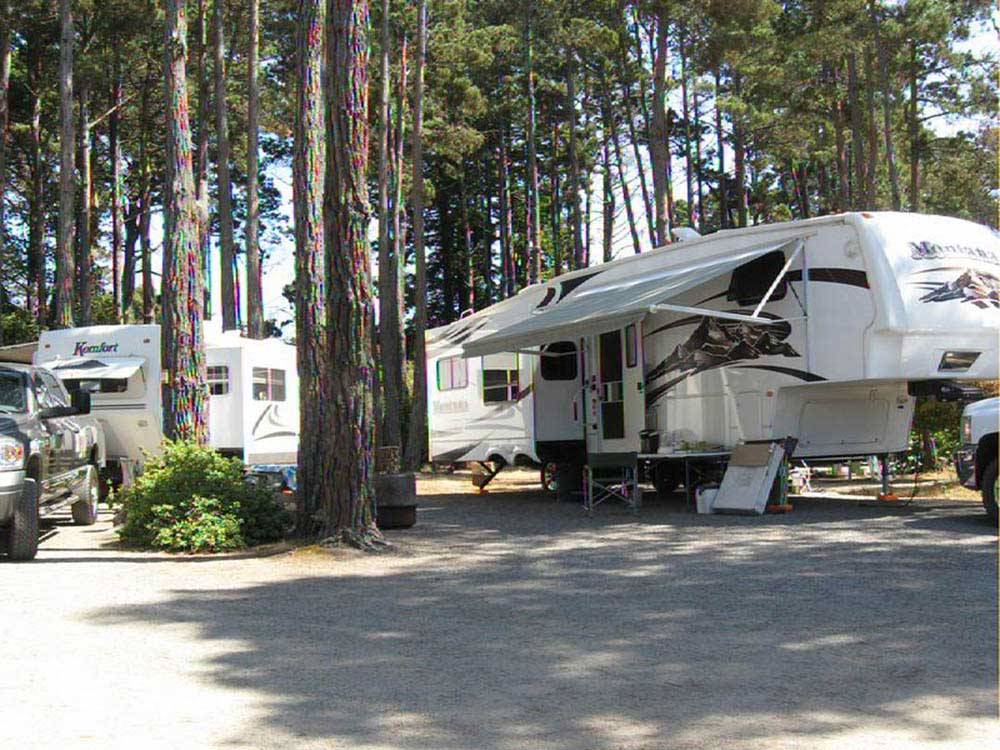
[2,470,996,749]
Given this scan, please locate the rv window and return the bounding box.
[435,357,468,391]
[62,378,129,394]
[624,325,638,368]
[727,250,789,306]
[540,342,578,381]
[252,368,286,402]
[483,368,519,403]
[207,365,230,396]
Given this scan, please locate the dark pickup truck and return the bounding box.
[1,363,106,561]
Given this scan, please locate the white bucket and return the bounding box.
[696,486,718,514]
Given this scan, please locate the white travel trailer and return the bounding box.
[34,324,300,481]
[426,212,999,491]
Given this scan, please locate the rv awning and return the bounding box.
[47,357,146,381]
[463,239,799,358]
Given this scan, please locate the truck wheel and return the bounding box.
[982,459,998,521]
[71,466,100,526]
[6,479,39,561]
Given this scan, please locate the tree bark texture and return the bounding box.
[524,9,540,285]
[56,0,76,328]
[293,0,328,531]
[194,0,211,320]
[566,54,584,270]
[245,0,264,337]
[213,0,238,330]
[162,0,208,443]
[322,0,378,536]
[0,0,10,340]
[76,78,92,326]
[377,0,403,449]
[403,0,428,471]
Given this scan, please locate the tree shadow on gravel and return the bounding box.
[85,490,997,750]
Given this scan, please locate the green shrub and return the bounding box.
[117,441,290,552]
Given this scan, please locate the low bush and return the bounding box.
[117,441,290,553]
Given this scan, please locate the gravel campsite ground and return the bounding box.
[2,469,997,750]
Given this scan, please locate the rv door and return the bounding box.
[584,323,644,456]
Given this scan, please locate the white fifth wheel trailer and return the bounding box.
[427,212,998,492]
[34,324,300,483]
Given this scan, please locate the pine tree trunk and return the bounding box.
[293,0,327,532]
[714,68,727,229]
[214,0,238,330]
[621,71,654,242]
[871,2,901,211]
[110,41,124,321]
[846,52,865,209]
[321,0,379,540]
[549,122,561,277]
[0,0,10,341]
[649,13,671,246]
[481,153,494,302]
[692,85,704,229]
[137,78,154,324]
[524,9,540,285]
[605,91,641,255]
[379,0,407,452]
[162,0,208,443]
[601,113,615,263]
[245,0,263,337]
[141,194,153,323]
[833,89,850,212]
[0,0,11,344]
[391,34,408,359]
[732,74,748,227]
[76,78,92,326]
[460,170,475,309]
[679,26,693,228]
[55,0,75,328]
[566,54,584,270]
[194,0,211,321]
[403,0,428,471]
[908,38,919,212]
[864,49,878,206]
[498,127,514,297]
[28,43,45,325]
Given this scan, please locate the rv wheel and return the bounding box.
[982,459,997,521]
[541,462,558,494]
[71,466,100,526]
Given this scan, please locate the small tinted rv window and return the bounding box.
[541,341,578,381]
[483,368,519,402]
[624,324,638,368]
[63,378,128,394]
[207,365,230,396]
[728,250,788,306]
[252,368,286,401]
[436,357,468,391]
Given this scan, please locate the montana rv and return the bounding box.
[34,325,300,484]
[426,212,999,492]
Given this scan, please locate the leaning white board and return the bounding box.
[712,442,784,515]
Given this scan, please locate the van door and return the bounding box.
[585,323,644,456]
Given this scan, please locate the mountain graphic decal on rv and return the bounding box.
[251,404,297,441]
[911,268,999,309]
[645,314,816,407]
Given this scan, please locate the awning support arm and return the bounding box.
[752,239,804,319]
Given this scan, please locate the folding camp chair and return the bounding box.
[584,453,640,515]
